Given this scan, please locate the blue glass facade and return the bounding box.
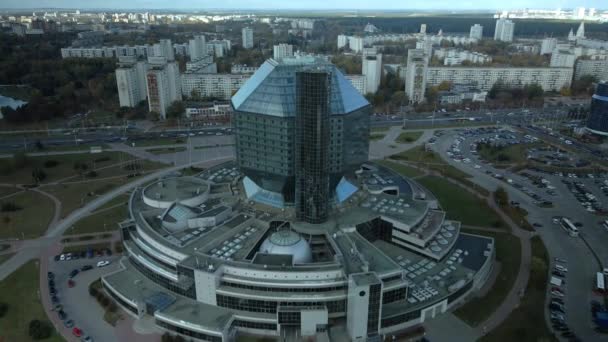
[587,82,608,136]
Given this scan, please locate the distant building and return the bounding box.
[540,38,557,55]
[470,24,483,40]
[420,24,427,34]
[207,39,231,58]
[362,48,382,94]
[230,65,258,74]
[434,48,492,66]
[550,50,577,68]
[188,35,207,61]
[273,44,294,60]
[115,56,148,108]
[587,81,608,136]
[438,83,487,105]
[146,57,181,119]
[185,103,232,125]
[337,34,348,49]
[576,22,586,39]
[153,39,175,62]
[364,23,380,33]
[405,49,428,104]
[348,36,364,53]
[575,57,608,81]
[242,27,253,49]
[181,73,249,100]
[494,18,514,42]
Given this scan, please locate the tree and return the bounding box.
[0,302,7,318]
[494,186,509,206]
[31,168,47,184]
[166,101,185,119]
[28,320,52,340]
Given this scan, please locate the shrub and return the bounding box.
[43,160,59,168]
[86,170,98,178]
[89,286,98,297]
[28,319,52,340]
[1,202,22,212]
[0,302,8,318]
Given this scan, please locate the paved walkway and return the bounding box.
[369,127,435,160]
[389,158,533,337]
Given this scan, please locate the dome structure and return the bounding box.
[259,230,313,264]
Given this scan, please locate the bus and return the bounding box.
[561,218,579,237]
[596,272,606,294]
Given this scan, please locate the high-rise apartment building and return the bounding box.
[146,57,181,119]
[540,37,557,55]
[470,24,483,40]
[154,39,175,61]
[115,56,148,108]
[362,48,382,94]
[241,27,253,49]
[273,44,294,60]
[405,49,428,104]
[494,18,515,42]
[188,35,207,61]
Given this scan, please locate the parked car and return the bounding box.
[96,260,111,268]
[69,269,79,278]
[64,319,74,328]
[72,327,83,337]
[81,265,93,271]
[58,310,67,320]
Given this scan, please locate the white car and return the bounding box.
[96,260,111,268]
[59,254,66,261]
[474,164,481,169]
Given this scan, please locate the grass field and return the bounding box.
[377,160,424,178]
[147,147,187,155]
[62,242,112,253]
[396,131,423,144]
[0,186,21,198]
[417,176,505,229]
[0,260,64,342]
[477,143,536,168]
[371,127,390,132]
[480,236,556,342]
[0,151,134,184]
[41,178,130,218]
[0,253,14,265]
[370,133,386,141]
[67,204,127,236]
[454,229,522,326]
[390,146,489,196]
[0,191,55,239]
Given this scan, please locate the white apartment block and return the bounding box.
[540,38,557,55]
[242,27,253,49]
[273,44,294,60]
[344,74,367,95]
[207,40,231,58]
[115,57,148,108]
[337,34,348,49]
[550,50,577,68]
[494,18,515,42]
[146,57,181,119]
[405,49,428,104]
[426,66,573,92]
[189,35,207,61]
[362,49,382,94]
[470,24,483,40]
[231,65,258,74]
[575,57,608,81]
[348,36,364,53]
[181,73,249,100]
[433,48,492,66]
[154,39,175,61]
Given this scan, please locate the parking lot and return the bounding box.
[45,248,120,342]
[433,126,608,341]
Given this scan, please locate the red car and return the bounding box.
[72,327,82,337]
[68,279,75,288]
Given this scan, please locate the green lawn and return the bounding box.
[41,178,131,218]
[0,191,55,239]
[377,160,424,178]
[0,186,21,198]
[66,203,127,236]
[131,138,186,147]
[0,151,132,184]
[371,126,390,132]
[370,133,385,141]
[147,147,187,155]
[0,260,65,342]
[417,176,504,228]
[62,242,112,253]
[390,146,489,196]
[477,143,536,168]
[481,236,556,342]
[396,131,423,144]
[454,230,522,326]
[0,85,34,101]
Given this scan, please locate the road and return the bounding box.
[433,127,608,341]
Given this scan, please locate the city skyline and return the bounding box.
[0,0,606,10]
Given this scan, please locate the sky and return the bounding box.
[0,0,605,10]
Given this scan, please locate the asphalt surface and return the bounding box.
[433,127,608,341]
